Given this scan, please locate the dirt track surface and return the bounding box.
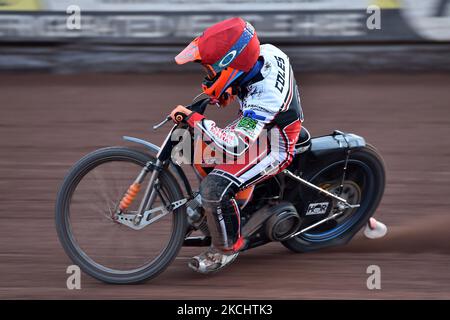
[1,72,450,299]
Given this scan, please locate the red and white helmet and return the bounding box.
[175,17,260,102]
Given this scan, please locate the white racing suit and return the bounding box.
[186,44,304,252]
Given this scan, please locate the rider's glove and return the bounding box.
[170,105,192,124]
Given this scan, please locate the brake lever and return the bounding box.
[153,116,171,131]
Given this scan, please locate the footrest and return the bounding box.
[183,236,211,247]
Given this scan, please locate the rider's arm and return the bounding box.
[186,108,273,157]
[186,112,265,156]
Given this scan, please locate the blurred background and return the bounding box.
[1,0,450,299]
[1,0,450,72]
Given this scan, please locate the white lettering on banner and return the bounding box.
[0,13,367,39]
[6,2,449,41]
[402,0,450,40]
[40,1,377,12]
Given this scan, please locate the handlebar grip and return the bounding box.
[175,112,186,123]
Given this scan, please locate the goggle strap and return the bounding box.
[211,22,255,73]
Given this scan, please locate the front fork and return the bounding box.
[133,159,163,224]
[116,159,163,225]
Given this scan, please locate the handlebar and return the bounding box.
[152,97,212,131]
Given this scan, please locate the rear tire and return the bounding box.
[282,144,386,253]
[55,147,188,283]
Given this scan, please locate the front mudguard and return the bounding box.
[122,136,193,198]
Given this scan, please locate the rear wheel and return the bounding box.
[55,147,188,283]
[282,144,385,252]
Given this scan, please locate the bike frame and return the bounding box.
[130,124,182,224]
[121,112,363,232]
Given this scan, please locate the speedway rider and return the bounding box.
[171,17,304,273]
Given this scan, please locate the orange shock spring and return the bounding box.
[119,183,141,211]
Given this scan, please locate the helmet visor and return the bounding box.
[175,37,201,65]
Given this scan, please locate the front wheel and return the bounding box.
[282,144,386,252]
[55,147,188,283]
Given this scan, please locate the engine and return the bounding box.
[264,202,301,241]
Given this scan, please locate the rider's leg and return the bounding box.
[200,173,244,252]
[189,121,301,274]
[187,174,242,274]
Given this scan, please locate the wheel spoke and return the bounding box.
[66,155,175,273]
[301,162,364,238]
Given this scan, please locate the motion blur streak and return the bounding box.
[1,72,449,299]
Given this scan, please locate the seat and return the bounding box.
[294,126,311,154]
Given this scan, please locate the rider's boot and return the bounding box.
[188,246,239,274]
[190,173,246,274]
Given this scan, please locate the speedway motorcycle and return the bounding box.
[55,98,386,284]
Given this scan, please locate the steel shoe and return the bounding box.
[188,247,239,274]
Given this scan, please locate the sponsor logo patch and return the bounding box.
[237,116,258,131]
[243,109,266,121]
[305,202,329,215]
[236,116,259,140]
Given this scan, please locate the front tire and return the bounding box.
[55,147,188,283]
